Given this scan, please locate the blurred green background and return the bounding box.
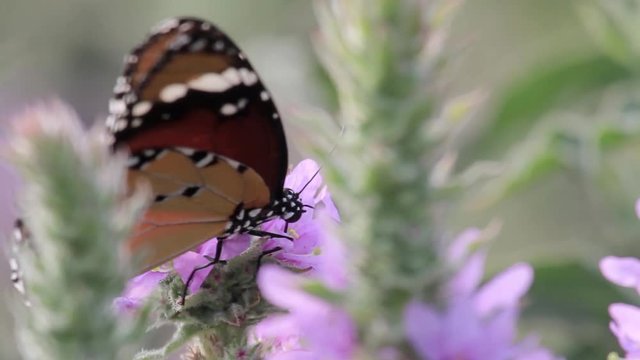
[1,0,639,359]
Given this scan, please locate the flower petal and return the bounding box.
[447,251,486,297]
[121,270,167,300]
[404,300,444,360]
[296,305,357,359]
[173,251,214,293]
[257,265,318,310]
[474,263,533,316]
[600,256,640,290]
[447,228,482,263]
[200,235,251,261]
[284,159,323,205]
[309,214,349,290]
[114,270,168,312]
[440,298,484,358]
[610,303,640,352]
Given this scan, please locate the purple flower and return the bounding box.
[608,303,640,359]
[600,255,640,357]
[260,159,340,273]
[251,264,356,359]
[251,191,353,359]
[601,256,640,291]
[404,230,560,360]
[599,199,640,358]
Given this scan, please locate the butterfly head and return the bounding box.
[277,188,305,224]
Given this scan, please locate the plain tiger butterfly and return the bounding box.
[107,17,306,272]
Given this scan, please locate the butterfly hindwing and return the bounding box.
[127,147,270,271]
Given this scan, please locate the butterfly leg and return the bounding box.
[180,238,226,305]
[253,246,282,280]
[247,229,293,241]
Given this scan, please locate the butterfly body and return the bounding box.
[108,17,304,271]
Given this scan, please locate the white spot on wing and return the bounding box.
[189,73,231,92]
[237,98,248,109]
[195,153,214,167]
[131,118,143,128]
[106,115,116,129]
[132,101,152,117]
[172,34,192,49]
[190,39,207,52]
[126,54,138,64]
[222,68,241,86]
[225,158,241,170]
[127,156,140,168]
[239,68,258,86]
[115,119,127,132]
[176,147,196,156]
[154,18,179,33]
[260,91,270,101]
[160,83,188,103]
[179,22,194,32]
[249,209,261,217]
[109,99,126,115]
[221,103,238,116]
[114,77,131,94]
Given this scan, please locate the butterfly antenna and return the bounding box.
[294,124,345,197]
[297,167,322,196]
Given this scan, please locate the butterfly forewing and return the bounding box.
[110,17,287,198]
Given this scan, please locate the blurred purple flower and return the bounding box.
[600,256,640,357]
[404,230,561,360]
[601,256,640,291]
[599,198,640,358]
[252,265,356,360]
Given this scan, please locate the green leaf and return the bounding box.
[462,56,631,164]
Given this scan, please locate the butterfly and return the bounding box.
[107,17,306,273]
